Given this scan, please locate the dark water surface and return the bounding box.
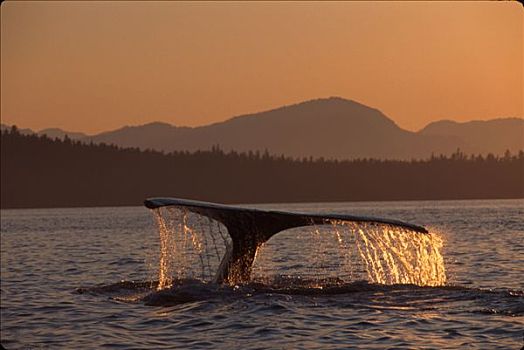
[1,199,523,349]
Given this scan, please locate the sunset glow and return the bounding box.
[1,1,522,133]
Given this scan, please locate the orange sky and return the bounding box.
[1,1,522,134]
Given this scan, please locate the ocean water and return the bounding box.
[1,199,523,349]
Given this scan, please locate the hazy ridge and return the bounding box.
[2,97,522,160]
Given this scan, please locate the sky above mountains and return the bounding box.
[1,1,522,134]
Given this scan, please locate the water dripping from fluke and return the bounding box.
[144,197,447,291]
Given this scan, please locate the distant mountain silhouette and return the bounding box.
[83,98,523,159]
[4,98,523,159]
[37,128,87,140]
[0,124,87,140]
[419,118,524,155]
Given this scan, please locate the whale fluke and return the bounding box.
[144,197,428,285]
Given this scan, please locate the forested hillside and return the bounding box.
[1,127,523,208]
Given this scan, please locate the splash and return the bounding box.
[153,207,231,290]
[332,221,446,286]
[151,207,446,289]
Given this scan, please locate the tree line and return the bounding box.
[1,126,523,208]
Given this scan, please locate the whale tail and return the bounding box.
[144,197,428,285]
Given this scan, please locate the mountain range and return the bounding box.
[2,97,522,159]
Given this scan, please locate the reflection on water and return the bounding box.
[1,199,523,349]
